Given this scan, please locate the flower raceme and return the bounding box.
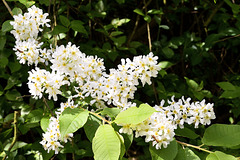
[118,96,215,150]
[10,5,51,66]
[10,5,216,155]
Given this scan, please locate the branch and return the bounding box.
[43,97,54,116]
[2,0,13,17]
[203,1,224,34]
[127,0,152,45]
[176,140,213,154]
[89,111,112,124]
[2,111,19,160]
[144,0,152,52]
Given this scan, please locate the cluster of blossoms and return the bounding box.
[10,5,51,65]
[73,52,161,110]
[40,99,77,154]
[155,96,216,128]
[10,5,216,154]
[118,96,215,149]
[28,67,69,101]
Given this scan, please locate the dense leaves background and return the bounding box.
[1,0,240,159]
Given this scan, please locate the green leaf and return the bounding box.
[121,132,133,152]
[220,89,240,99]
[133,8,145,16]
[39,0,50,6]
[92,125,121,160]
[144,15,151,23]
[101,108,121,119]
[206,151,237,160]
[71,20,88,36]
[59,15,70,27]
[52,25,69,35]
[114,104,156,125]
[0,36,6,51]
[115,0,125,4]
[26,109,43,123]
[148,9,163,15]
[0,85,3,96]
[4,141,27,152]
[217,82,236,90]
[158,61,174,69]
[4,76,20,90]
[162,47,174,58]
[110,31,124,37]
[5,89,22,101]
[175,127,199,139]
[8,62,22,73]
[59,108,89,140]
[159,25,169,30]
[202,124,240,147]
[1,20,13,32]
[40,116,50,132]
[175,146,201,160]
[84,114,101,142]
[111,36,126,47]
[184,148,200,160]
[116,132,125,160]
[175,145,186,160]
[149,140,178,160]
[129,41,142,48]
[12,7,22,15]
[185,77,199,91]
[19,0,35,8]
[0,56,8,67]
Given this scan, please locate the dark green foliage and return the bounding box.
[1,0,240,159]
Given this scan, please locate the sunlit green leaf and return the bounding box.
[114,104,156,125]
[202,124,240,147]
[92,125,121,160]
[206,151,237,160]
[59,108,89,140]
[40,116,50,132]
[158,61,174,69]
[133,8,144,16]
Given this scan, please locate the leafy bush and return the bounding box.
[1,0,240,160]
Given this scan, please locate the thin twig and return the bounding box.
[127,0,152,45]
[89,111,112,124]
[53,0,57,47]
[2,111,18,160]
[2,0,13,17]
[215,34,240,43]
[144,0,152,52]
[176,140,213,153]
[203,1,224,34]
[43,97,54,116]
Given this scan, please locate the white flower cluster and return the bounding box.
[119,96,215,150]
[40,99,77,154]
[28,68,69,101]
[155,96,216,128]
[119,112,175,149]
[50,42,105,82]
[73,52,161,110]
[10,5,51,65]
